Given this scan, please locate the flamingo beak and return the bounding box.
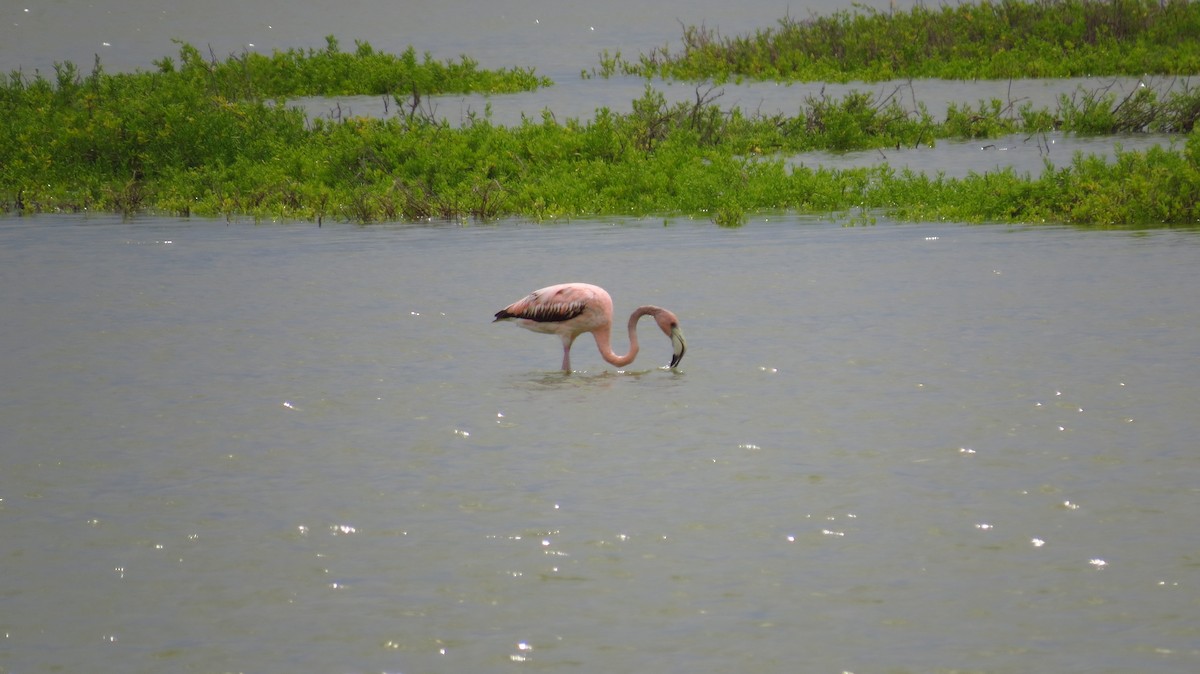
[669,326,686,368]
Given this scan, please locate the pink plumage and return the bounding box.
[494,282,686,371]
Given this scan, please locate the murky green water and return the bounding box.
[2,215,1198,673]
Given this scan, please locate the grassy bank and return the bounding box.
[2,20,1199,227]
[595,0,1200,82]
[3,73,1197,226]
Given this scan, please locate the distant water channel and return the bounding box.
[3,215,1199,673]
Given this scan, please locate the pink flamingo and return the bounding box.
[494,282,686,372]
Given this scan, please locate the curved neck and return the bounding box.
[592,307,655,367]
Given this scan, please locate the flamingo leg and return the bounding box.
[561,334,575,372]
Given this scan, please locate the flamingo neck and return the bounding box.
[593,307,655,368]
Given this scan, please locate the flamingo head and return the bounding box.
[653,309,686,368]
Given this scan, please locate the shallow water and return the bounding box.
[788,129,1181,179]
[2,215,1199,673]
[3,2,1200,672]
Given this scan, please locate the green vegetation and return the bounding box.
[3,63,1197,227]
[884,140,1200,226]
[153,36,551,99]
[594,0,1200,82]
[2,5,1199,228]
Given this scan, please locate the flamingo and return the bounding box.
[493,282,686,372]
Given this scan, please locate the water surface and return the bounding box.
[2,3,1198,672]
[2,215,1199,673]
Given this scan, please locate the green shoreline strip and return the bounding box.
[2,3,1199,227]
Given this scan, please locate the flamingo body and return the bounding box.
[494,282,686,371]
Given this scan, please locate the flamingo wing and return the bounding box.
[493,284,593,323]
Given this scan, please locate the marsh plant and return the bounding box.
[594,0,1200,82]
[2,7,1199,227]
[155,36,551,99]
